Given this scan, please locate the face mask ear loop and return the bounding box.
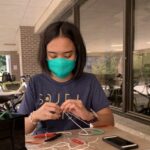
[65,113,89,135]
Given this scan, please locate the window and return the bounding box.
[0,55,6,82]
[58,0,150,123]
[0,55,11,82]
[133,0,150,116]
[80,0,124,108]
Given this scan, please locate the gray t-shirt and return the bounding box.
[18,72,109,133]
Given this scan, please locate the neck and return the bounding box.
[50,73,73,83]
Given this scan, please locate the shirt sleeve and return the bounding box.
[90,75,110,112]
[17,78,36,115]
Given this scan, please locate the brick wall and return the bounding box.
[20,26,42,77]
[0,51,20,80]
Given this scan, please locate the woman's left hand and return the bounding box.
[61,99,92,121]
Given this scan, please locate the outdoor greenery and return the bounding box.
[133,52,150,83]
[91,54,119,75]
[0,55,6,75]
[85,52,121,83]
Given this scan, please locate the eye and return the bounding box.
[64,52,73,58]
[47,52,57,59]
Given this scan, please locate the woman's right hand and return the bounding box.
[32,102,62,122]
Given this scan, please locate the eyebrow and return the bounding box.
[47,50,74,54]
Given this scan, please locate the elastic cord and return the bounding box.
[65,113,89,135]
[78,128,104,136]
[38,137,99,150]
[0,111,8,119]
[0,111,11,119]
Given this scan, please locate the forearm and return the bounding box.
[92,108,114,127]
[24,103,61,134]
[93,113,114,127]
[25,117,37,134]
[25,111,39,134]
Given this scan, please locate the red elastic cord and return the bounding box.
[33,133,55,138]
[71,138,84,145]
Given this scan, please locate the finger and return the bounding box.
[63,99,82,107]
[45,102,61,109]
[45,106,62,115]
[62,103,78,113]
[49,112,61,120]
[61,101,82,114]
[76,100,83,106]
[68,103,78,112]
[45,111,61,120]
[45,103,62,113]
[62,103,73,113]
[61,100,75,109]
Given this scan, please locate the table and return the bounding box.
[26,127,150,150]
[134,85,150,111]
[0,91,21,103]
[0,90,21,96]
[134,85,150,96]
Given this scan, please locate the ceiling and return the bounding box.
[0,0,150,53]
[0,0,53,51]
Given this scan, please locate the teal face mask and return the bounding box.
[47,58,76,79]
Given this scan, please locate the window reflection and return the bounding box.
[80,0,124,108]
[0,55,7,82]
[133,0,150,116]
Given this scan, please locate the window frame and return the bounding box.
[58,0,150,125]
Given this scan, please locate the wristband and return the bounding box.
[29,111,38,125]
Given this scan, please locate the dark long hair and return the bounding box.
[38,21,86,79]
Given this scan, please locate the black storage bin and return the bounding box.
[0,113,27,150]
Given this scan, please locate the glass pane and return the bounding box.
[80,0,124,108]
[133,0,150,116]
[0,55,7,82]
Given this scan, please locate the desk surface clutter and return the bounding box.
[26,126,150,150]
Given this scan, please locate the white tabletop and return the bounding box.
[134,85,150,96]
